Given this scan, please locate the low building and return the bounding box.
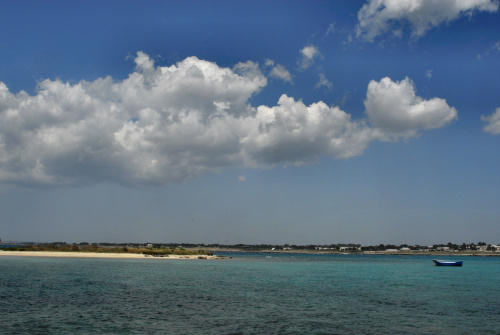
[339,246,361,252]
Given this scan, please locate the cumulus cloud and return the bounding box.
[299,45,321,69]
[0,52,266,186]
[0,52,457,187]
[243,94,381,163]
[269,64,293,83]
[365,77,457,137]
[481,108,500,134]
[315,73,333,89]
[356,0,499,41]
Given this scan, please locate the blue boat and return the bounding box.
[433,259,463,266]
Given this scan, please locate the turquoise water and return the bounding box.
[0,253,499,334]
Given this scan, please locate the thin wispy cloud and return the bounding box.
[315,73,332,89]
[476,40,500,60]
[325,23,335,37]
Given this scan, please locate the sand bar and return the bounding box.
[0,250,224,260]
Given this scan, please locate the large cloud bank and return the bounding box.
[0,52,456,186]
[357,0,498,41]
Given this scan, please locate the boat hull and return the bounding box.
[433,259,463,266]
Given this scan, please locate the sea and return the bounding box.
[0,253,499,334]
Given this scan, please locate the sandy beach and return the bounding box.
[0,250,224,260]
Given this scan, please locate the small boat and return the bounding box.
[433,259,463,266]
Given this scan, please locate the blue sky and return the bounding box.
[0,0,499,244]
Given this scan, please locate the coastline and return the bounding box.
[0,250,226,260]
[2,249,498,259]
[203,248,500,257]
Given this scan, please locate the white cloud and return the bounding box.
[315,73,333,89]
[264,59,292,83]
[301,45,320,59]
[264,59,275,67]
[356,0,499,41]
[0,52,457,187]
[269,64,293,83]
[481,107,500,134]
[243,94,381,163]
[0,52,266,186]
[300,45,321,69]
[364,77,457,137]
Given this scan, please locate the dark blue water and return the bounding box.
[1,253,499,334]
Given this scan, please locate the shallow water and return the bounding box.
[0,253,499,334]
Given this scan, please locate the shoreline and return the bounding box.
[204,248,500,257]
[2,249,498,259]
[0,250,226,260]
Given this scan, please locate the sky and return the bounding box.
[0,0,499,245]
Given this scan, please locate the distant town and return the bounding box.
[1,239,500,255]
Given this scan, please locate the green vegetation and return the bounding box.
[143,248,212,257]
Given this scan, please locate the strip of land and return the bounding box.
[200,247,500,256]
[0,250,225,259]
[2,241,499,257]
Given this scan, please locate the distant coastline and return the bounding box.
[1,241,499,258]
[203,247,500,257]
[2,249,498,258]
